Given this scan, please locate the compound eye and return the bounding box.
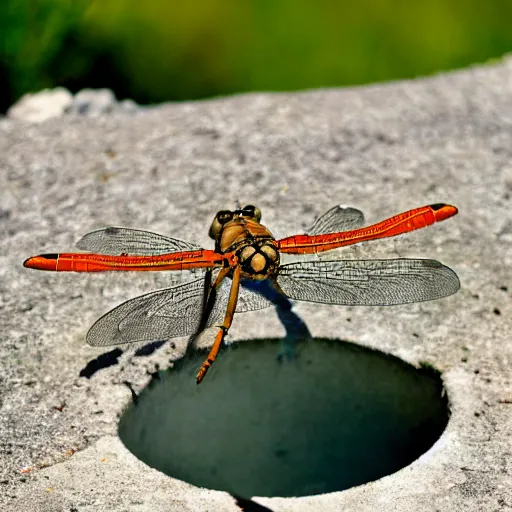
[217,210,234,225]
[241,205,261,222]
[208,218,222,239]
[209,210,233,239]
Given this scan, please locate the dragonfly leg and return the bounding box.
[196,264,241,384]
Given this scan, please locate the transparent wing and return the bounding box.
[277,259,460,306]
[307,205,365,235]
[215,278,273,319]
[87,277,272,346]
[76,227,201,255]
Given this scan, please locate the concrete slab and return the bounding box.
[1,57,511,511]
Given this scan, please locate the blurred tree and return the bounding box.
[1,0,512,112]
[0,0,89,112]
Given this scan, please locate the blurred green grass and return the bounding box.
[1,0,512,113]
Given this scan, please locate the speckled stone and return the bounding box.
[1,57,511,511]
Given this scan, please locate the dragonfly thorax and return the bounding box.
[236,241,280,280]
[216,216,280,280]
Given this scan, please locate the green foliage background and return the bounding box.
[1,0,512,112]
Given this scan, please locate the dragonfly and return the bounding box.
[24,203,460,384]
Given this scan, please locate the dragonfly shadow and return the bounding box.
[79,340,168,380]
[133,339,168,356]
[79,348,123,379]
[232,495,274,511]
[118,337,450,499]
[237,279,312,360]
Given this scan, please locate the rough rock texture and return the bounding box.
[1,57,511,511]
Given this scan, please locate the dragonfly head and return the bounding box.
[209,205,261,240]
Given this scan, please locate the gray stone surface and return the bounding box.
[1,57,511,511]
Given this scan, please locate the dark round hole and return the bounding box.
[119,338,449,498]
